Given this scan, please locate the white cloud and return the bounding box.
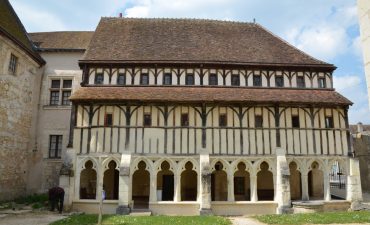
[334,75,361,91]
[125,6,150,17]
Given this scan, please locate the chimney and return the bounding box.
[119,13,123,18]
[357,122,363,133]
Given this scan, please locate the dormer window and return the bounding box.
[231,74,240,86]
[163,73,172,85]
[253,75,262,87]
[140,73,149,85]
[8,54,18,75]
[209,74,218,85]
[117,73,126,85]
[185,74,194,85]
[95,73,104,84]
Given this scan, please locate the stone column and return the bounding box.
[59,147,76,211]
[199,149,212,215]
[116,152,131,214]
[174,174,181,202]
[275,148,292,214]
[227,170,235,202]
[301,173,309,201]
[347,158,363,203]
[250,175,258,202]
[324,173,331,201]
[150,173,157,202]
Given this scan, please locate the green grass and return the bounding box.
[50,215,231,225]
[256,211,370,224]
[14,193,48,205]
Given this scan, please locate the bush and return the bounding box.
[14,193,48,205]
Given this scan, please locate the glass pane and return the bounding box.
[275,76,284,87]
[117,74,125,85]
[95,74,104,84]
[50,91,59,105]
[253,75,262,86]
[141,74,149,85]
[164,74,171,85]
[62,91,71,105]
[231,75,240,86]
[186,74,194,85]
[63,80,72,88]
[209,74,217,85]
[51,80,60,88]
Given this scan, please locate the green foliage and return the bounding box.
[256,211,370,225]
[51,215,231,225]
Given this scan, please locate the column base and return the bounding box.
[116,205,131,215]
[199,208,213,215]
[276,206,293,214]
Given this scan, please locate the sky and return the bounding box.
[9,0,370,124]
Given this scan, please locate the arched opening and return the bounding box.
[103,161,119,200]
[80,160,97,199]
[132,161,150,208]
[157,161,174,201]
[211,161,227,201]
[257,162,274,201]
[289,162,302,200]
[308,162,324,200]
[330,160,346,199]
[234,162,250,201]
[181,162,197,201]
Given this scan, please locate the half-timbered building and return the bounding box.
[59,18,362,215]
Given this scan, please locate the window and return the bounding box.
[209,74,218,85]
[219,114,227,127]
[105,113,113,126]
[117,73,126,85]
[8,54,18,75]
[185,74,194,85]
[181,113,189,127]
[292,115,300,128]
[234,177,245,195]
[95,73,104,84]
[144,113,152,126]
[49,135,62,158]
[325,116,334,128]
[255,115,263,128]
[297,76,305,88]
[231,75,240,86]
[253,75,262,87]
[49,79,72,106]
[275,76,284,87]
[140,73,149,85]
[318,78,326,88]
[163,73,172,85]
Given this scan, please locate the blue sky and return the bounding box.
[10,0,370,124]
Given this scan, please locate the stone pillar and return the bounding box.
[116,152,131,214]
[347,158,363,203]
[150,173,157,202]
[275,148,292,214]
[227,170,235,202]
[250,175,258,202]
[59,147,76,211]
[301,173,309,201]
[199,149,212,215]
[174,174,181,202]
[324,173,331,201]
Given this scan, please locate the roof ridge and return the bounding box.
[101,16,256,25]
[255,23,333,67]
[30,31,93,34]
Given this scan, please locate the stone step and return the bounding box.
[129,211,152,216]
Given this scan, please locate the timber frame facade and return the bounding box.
[59,18,363,215]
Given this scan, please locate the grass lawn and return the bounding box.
[256,211,370,225]
[50,214,231,225]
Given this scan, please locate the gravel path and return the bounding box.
[0,211,66,225]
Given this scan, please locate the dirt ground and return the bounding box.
[0,211,66,225]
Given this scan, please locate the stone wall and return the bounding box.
[0,35,43,201]
[353,133,370,192]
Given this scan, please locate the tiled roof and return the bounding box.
[81,18,334,69]
[0,0,44,65]
[70,86,352,106]
[29,31,94,51]
[350,124,370,134]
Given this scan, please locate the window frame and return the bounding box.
[325,116,334,128]
[231,74,240,86]
[140,73,149,85]
[8,53,18,75]
[49,135,62,159]
[185,74,194,85]
[253,75,262,87]
[181,113,189,127]
[163,73,172,85]
[209,74,218,85]
[292,115,300,128]
[219,114,227,127]
[143,113,152,127]
[297,76,305,88]
[49,78,72,106]
[104,113,113,126]
[255,115,263,128]
[275,76,284,87]
[95,73,104,85]
[117,73,126,85]
[318,77,326,88]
